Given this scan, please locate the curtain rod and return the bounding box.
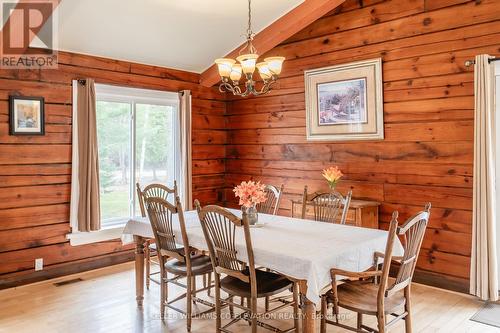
[464,56,499,67]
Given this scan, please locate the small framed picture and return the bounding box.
[9,96,45,135]
[305,58,384,141]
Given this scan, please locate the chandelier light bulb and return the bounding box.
[215,58,235,78]
[236,54,259,75]
[230,64,242,82]
[264,57,285,75]
[256,62,272,81]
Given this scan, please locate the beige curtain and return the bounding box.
[70,79,101,232]
[179,90,193,210]
[471,54,498,301]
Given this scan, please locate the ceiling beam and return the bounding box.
[199,0,346,87]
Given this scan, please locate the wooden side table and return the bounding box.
[291,199,380,229]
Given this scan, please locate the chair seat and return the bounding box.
[165,254,213,276]
[325,280,405,315]
[220,268,293,298]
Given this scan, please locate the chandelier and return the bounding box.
[214,0,285,97]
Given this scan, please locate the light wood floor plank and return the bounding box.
[0,262,495,332]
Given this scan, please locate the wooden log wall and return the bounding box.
[224,0,500,291]
[0,51,226,287]
[2,0,499,292]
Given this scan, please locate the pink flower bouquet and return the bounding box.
[233,180,267,208]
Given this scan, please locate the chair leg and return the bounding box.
[377,313,386,333]
[264,268,271,311]
[145,241,150,290]
[357,313,363,329]
[160,267,166,319]
[292,282,300,332]
[186,274,192,332]
[404,286,412,333]
[246,298,251,326]
[192,276,197,304]
[320,295,326,333]
[229,295,234,318]
[207,272,212,296]
[215,276,222,333]
[251,295,257,333]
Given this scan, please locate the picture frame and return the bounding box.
[305,58,384,141]
[9,96,45,135]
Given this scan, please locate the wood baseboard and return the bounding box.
[0,250,135,290]
[389,266,469,294]
[411,268,469,294]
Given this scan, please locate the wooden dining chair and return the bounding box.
[136,182,177,289]
[320,203,431,333]
[301,185,352,224]
[195,200,300,333]
[256,184,284,215]
[146,196,214,332]
[257,184,287,311]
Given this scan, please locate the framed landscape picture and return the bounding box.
[9,96,45,135]
[305,58,383,141]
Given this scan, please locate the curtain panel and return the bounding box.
[179,90,193,210]
[470,54,498,301]
[70,79,101,232]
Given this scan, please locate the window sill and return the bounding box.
[66,225,125,246]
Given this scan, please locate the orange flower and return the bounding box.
[233,180,267,208]
[322,166,343,189]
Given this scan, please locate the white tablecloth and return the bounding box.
[123,209,403,305]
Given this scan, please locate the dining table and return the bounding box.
[123,208,403,333]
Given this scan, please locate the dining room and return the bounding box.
[1,0,500,332]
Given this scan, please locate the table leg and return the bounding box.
[134,235,145,307]
[299,280,316,333]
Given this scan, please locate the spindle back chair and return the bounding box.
[146,196,214,332]
[136,181,178,289]
[301,186,352,224]
[320,203,431,333]
[256,184,284,215]
[195,201,299,333]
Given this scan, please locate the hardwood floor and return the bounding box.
[0,262,496,333]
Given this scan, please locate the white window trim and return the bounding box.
[67,226,125,246]
[67,83,179,245]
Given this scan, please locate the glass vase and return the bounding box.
[242,204,258,225]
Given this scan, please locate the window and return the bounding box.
[95,84,179,227]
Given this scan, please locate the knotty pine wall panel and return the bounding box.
[0,51,226,286]
[224,0,500,289]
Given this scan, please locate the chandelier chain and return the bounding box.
[247,0,252,39]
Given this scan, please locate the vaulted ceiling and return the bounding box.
[55,0,304,73]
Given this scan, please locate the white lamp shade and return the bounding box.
[256,62,272,81]
[264,56,285,75]
[215,58,236,78]
[230,64,242,82]
[236,53,259,75]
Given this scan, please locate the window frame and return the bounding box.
[95,84,180,227]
